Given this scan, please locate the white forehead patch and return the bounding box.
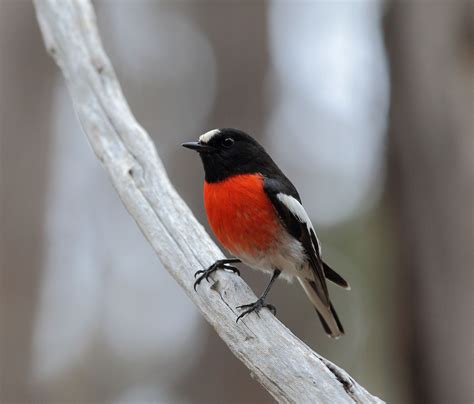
[199,129,220,144]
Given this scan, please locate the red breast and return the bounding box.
[204,174,280,256]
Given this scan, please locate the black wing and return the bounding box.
[263,177,330,307]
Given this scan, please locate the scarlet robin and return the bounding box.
[182,128,349,338]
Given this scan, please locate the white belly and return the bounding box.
[230,231,312,281]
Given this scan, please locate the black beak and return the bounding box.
[181,142,215,153]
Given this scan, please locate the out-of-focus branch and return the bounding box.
[33,1,383,402]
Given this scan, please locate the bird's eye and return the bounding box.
[222,137,234,148]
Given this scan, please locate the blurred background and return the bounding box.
[1,0,472,403]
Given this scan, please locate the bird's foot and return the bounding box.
[236,298,276,322]
[194,260,240,291]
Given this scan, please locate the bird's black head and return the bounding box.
[182,128,279,183]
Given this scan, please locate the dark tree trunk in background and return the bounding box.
[190,2,270,137]
[385,1,474,403]
[0,1,54,401]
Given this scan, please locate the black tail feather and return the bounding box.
[315,302,345,337]
[307,279,345,338]
[329,302,345,334]
[323,261,350,290]
[316,310,332,335]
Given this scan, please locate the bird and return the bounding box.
[182,128,349,338]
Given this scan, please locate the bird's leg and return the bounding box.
[236,269,281,322]
[194,258,241,290]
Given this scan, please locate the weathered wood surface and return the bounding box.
[33,1,384,402]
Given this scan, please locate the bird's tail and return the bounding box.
[298,278,344,338]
